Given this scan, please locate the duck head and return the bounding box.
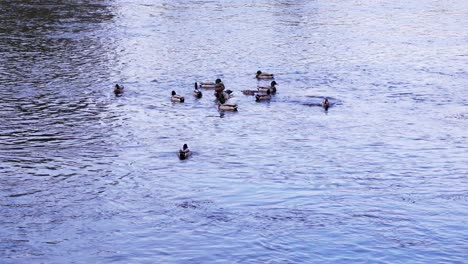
[271,81,277,87]
[172,90,176,96]
[215,78,222,84]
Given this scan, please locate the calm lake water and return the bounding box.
[1,0,467,263]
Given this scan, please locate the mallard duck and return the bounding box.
[214,79,227,98]
[196,82,215,89]
[197,78,222,89]
[322,98,330,110]
[242,90,258,95]
[171,91,185,102]
[257,81,277,94]
[255,89,272,101]
[219,103,238,111]
[218,96,238,111]
[178,144,191,160]
[213,80,233,100]
[256,70,274,79]
[114,84,124,96]
[193,83,203,98]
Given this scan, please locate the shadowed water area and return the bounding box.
[0,0,467,263]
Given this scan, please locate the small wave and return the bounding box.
[446,112,468,120]
[282,95,341,107]
[435,193,468,202]
[176,200,213,209]
[7,190,41,198]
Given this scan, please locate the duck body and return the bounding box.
[256,70,274,79]
[178,144,191,160]
[218,95,238,111]
[193,85,203,98]
[242,90,258,95]
[172,95,185,102]
[171,91,185,103]
[219,103,238,111]
[114,84,124,96]
[257,81,277,94]
[197,78,223,89]
[255,89,272,101]
[255,94,272,101]
[197,82,216,89]
[322,98,330,110]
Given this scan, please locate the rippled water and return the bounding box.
[1,0,467,263]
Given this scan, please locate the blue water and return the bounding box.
[1,0,467,263]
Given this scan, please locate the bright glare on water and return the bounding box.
[0,0,467,263]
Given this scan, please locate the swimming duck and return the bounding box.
[178,144,191,160]
[257,81,277,94]
[196,82,215,89]
[242,90,258,95]
[256,70,274,79]
[197,78,223,89]
[214,79,227,98]
[114,84,124,96]
[255,89,272,101]
[322,98,330,110]
[218,96,238,111]
[193,83,203,98]
[171,91,185,103]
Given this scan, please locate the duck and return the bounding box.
[218,96,238,111]
[255,89,272,101]
[322,98,330,110]
[196,78,222,89]
[213,80,234,100]
[257,81,277,94]
[256,70,274,79]
[114,84,124,96]
[242,90,258,95]
[178,144,191,160]
[171,91,185,102]
[193,83,203,98]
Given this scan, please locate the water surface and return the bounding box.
[1,0,467,263]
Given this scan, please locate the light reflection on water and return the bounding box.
[0,0,467,263]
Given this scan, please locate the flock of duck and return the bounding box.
[113,70,331,160]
